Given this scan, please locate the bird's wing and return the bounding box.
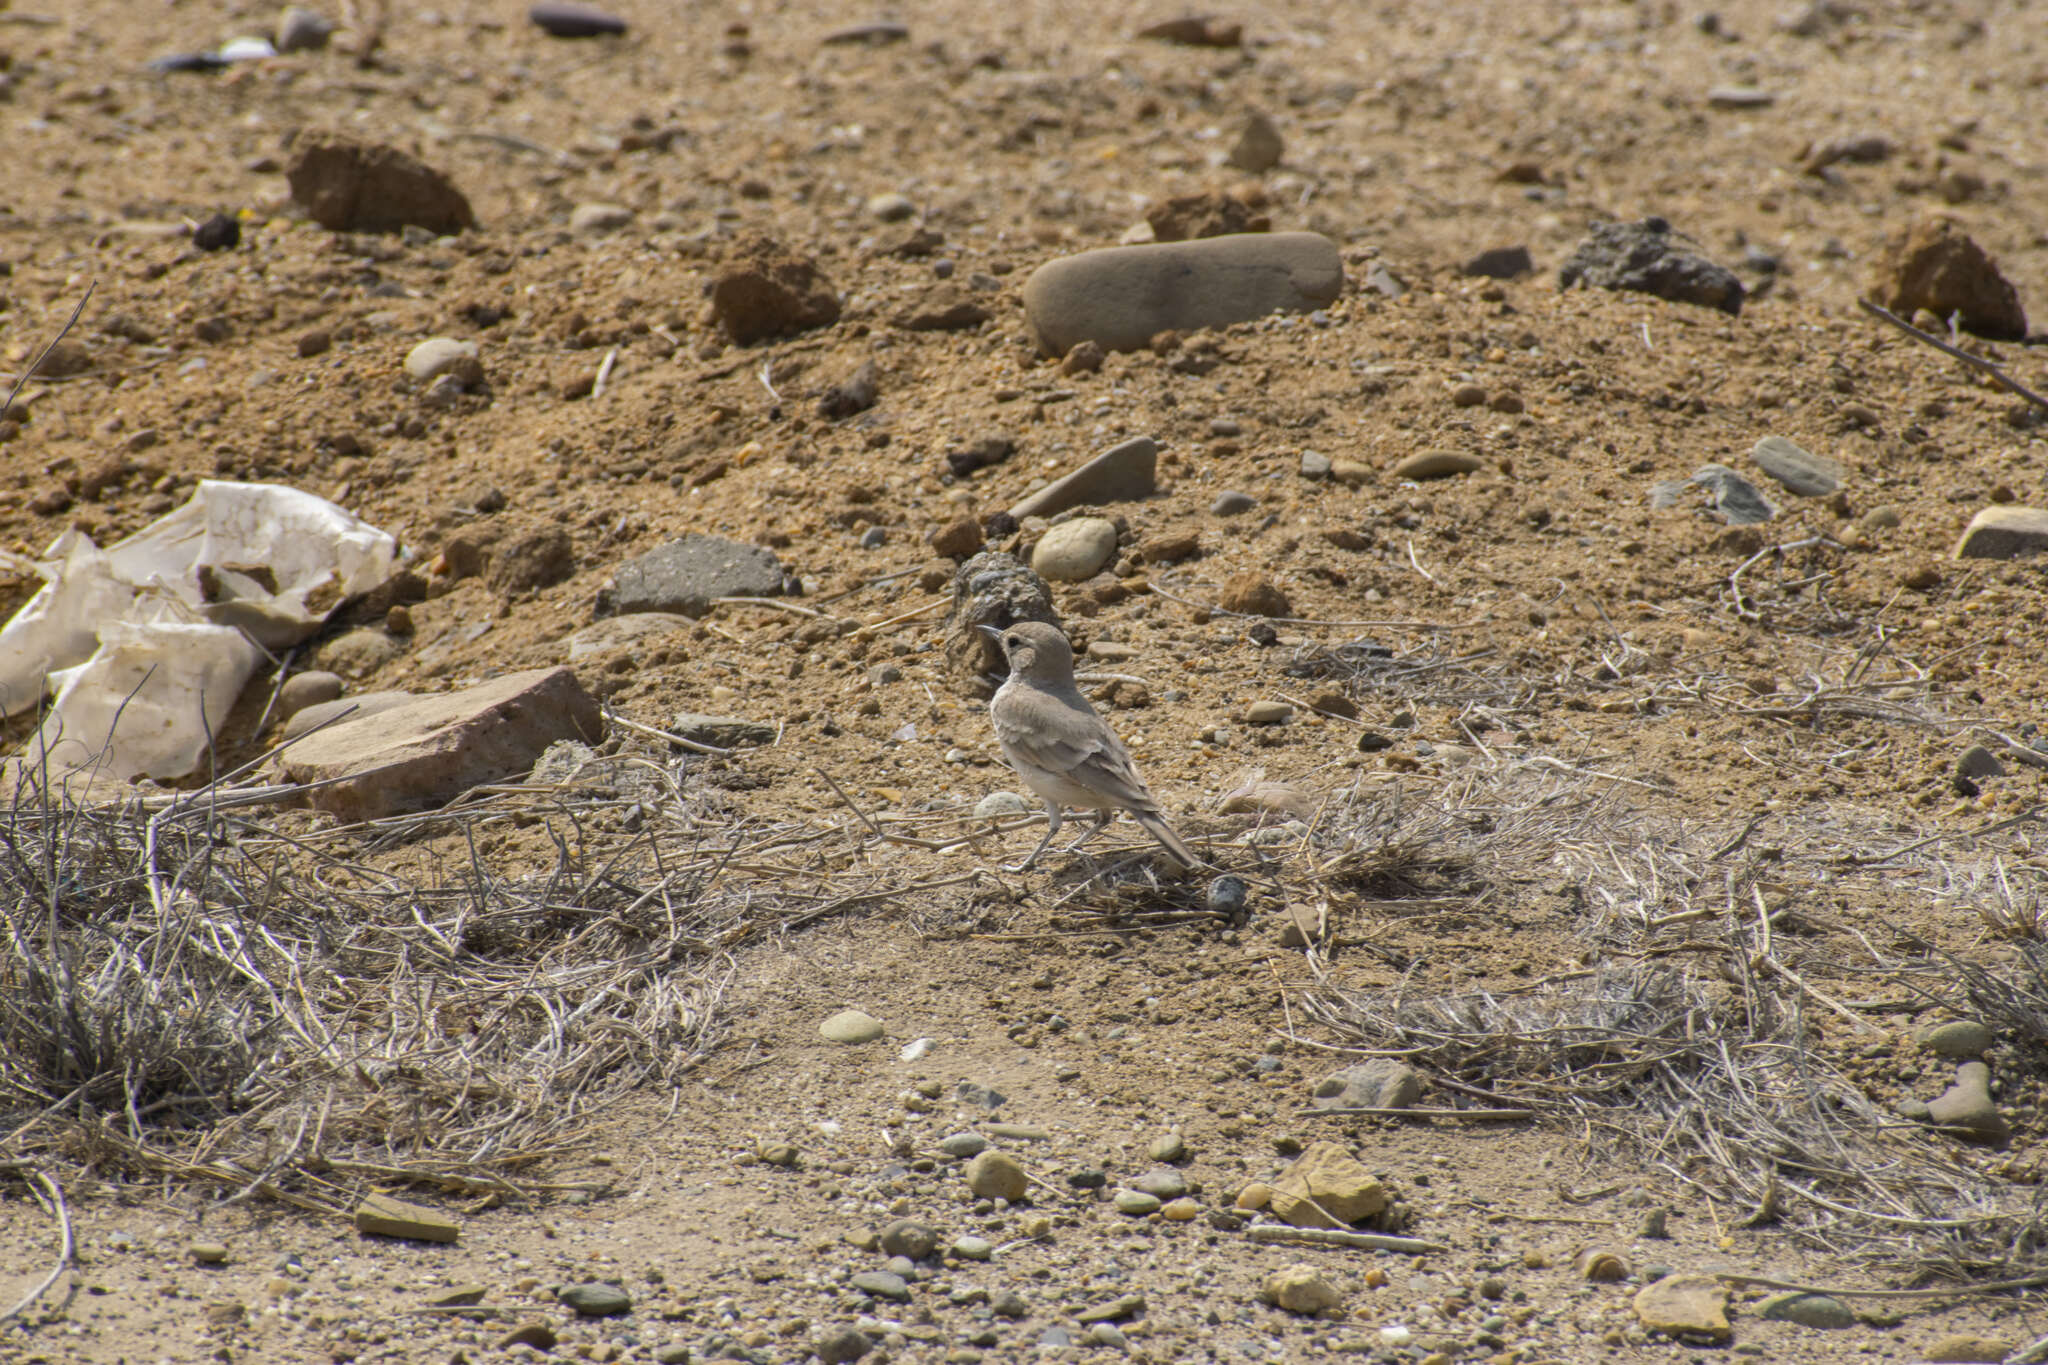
[995,696,1159,811]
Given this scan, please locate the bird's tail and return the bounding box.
[1134,810,1200,869]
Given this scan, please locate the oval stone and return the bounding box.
[1022,232,1343,355]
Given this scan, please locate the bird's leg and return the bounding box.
[1061,808,1114,854]
[1006,802,1063,872]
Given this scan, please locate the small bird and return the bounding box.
[982,621,1197,870]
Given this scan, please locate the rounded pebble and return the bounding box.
[1031,516,1119,582]
[819,1009,885,1044]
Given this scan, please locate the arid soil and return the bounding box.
[5,0,2048,1362]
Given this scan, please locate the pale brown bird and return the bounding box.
[981,621,1197,870]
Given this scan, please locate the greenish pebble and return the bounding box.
[1757,1291,1856,1329]
[559,1282,632,1317]
[1113,1190,1162,1216]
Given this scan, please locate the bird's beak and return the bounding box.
[977,624,1004,644]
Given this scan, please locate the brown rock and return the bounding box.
[1060,340,1106,376]
[1136,15,1241,46]
[1260,1264,1341,1315]
[1867,216,2026,340]
[285,130,475,235]
[1925,1334,2016,1363]
[1136,531,1201,565]
[710,233,842,344]
[1267,1140,1388,1229]
[1392,450,1484,481]
[278,667,603,821]
[355,1193,459,1243]
[929,516,985,560]
[1218,571,1291,618]
[33,339,91,377]
[1009,437,1158,520]
[1631,1274,1730,1342]
[1953,506,2048,560]
[893,284,990,332]
[1146,191,1269,243]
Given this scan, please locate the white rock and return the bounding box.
[1031,516,1119,582]
[404,337,481,386]
[570,202,634,235]
[976,792,1031,819]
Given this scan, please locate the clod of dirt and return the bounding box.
[963,1150,1028,1201]
[1866,215,2027,340]
[529,1,627,38]
[600,533,786,617]
[32,339,91,377]
[1145,190,1269,243]
[485,528,576,594]
[1136,15,1242,46]
[928,516,984,560]
[1225,111,1284,173]
[709,233,842,344]
[1261,1263,1342,1315]
[943,550,1059,692]
[1022,233,1340,355]
[817,360,879,418]
[1218,571,1292,618]
[1461,245,1534,279]
[285,130,476,235]
[1557,217,1745,316]
[892,283,990,332]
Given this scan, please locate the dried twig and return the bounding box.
[1858,298,2048,413]
[1245,1224,1447,1254]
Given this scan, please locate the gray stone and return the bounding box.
[1244,700,1292,725]
[1129,1169,1187,1199]
[1922,1019,1995,1058]
[565,613,692,661]
[1298,451,1332,480]
[965,1151,1028,1201]
[1364,262,1407,297]
[1225,111,1283,172]
[1707,85,1776,108]
[1113,1190,1161,1216]
[866,192,915,222]
[991,1290,1030,1319]
[1392,450,1483,481]
[1751,436,1843,496]
[879,1219,938,1260]
[1148,1132,1186,1163]
[530,0,627,37]
[951,1235,993,1261]
[404,337,482,386]
[278,668,601,821]
[1957,747,2006,782]
[974,792,1030,820]
[605,534,785,617]
[985,1122,1050,1141]
[281,689,416,741]
[1312,1059,1424,1111]
[1089,1322,1129,1350]
[1021,233,1343,355]
[940,1133,990,1158]
[1757,1292,1855,1329]
[1462,245,1533,279]
[1923,1334,2017,1363]
[570,202,633,235]
[666,713,774,748]
[819,1010,884,1044]
[1954,506,2048,560]
[813,1326,873,1364]
[1210,491,1258,517]
[1206,876,1248,917]
[1076,1295,1145,1324]
[1558,217,1745,315]
[276,670,344,721]
[558,1283,631,1317]
[1009,436,1159,520]
[275,6,334,52]
[1030,517,1119,582]
[850,1271,911,1303]
[1925,1061,2008,1141]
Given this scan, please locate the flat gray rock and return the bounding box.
[278,668,602,821]
[282,689,418,741]
[1021,232,1343,355]
[565,613,693,660]
[1751,436,1842,497]
[1925,1060,2008,1141]
[1651,464,1776,525]
[1009,436,1159,520]
[1312,1059,1423,1110]
[668,713,775,748]
[1953,506,2048,560]
[604,534,784,617]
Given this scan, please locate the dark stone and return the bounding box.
[192,213,241,251]
[1558,217,1744,315]
[1462,245,1532,279]
[529,1,627,36]
[604,534,786,617]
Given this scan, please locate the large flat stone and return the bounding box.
[603,534,785,617]
[1021,232,1343,356]
[1010,437,1158,519]
[278,667,602,821]
[1632,1274,1730,1342]
[1953,506,2048,560]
